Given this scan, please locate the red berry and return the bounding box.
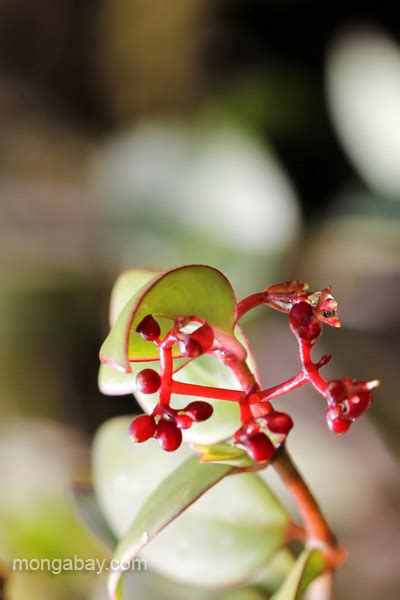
[289,301,321,343]
[136,314,161,341]
[234,420,261,443]
[244,433,275,462]
[265,411,294,435]
[325,407,352,434]
[129,414,156,442]
[136,369,161,394]
[156,419,182,451]
[190,324,214,353]
[185,401,213,422]
[175,413,193,429]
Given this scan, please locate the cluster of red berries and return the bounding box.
[129,400,213,452]
[115,279,378,463]
[233,411,293,461]
[130,315,216,452]
[325,378,376,434]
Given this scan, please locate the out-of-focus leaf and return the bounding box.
[253,549,295,595]
[106,455,234,599]
[100,264,237,372]
[93,124,301,297]
[122,567,270,600]
[327,26,400,199]
[70,483,117,553]
[93,417,290,595]
[122,552,295,600]
[217,588,269,600]
[271,549,326,600]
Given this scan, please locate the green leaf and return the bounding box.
[193,442,254,467]
[100,265,236,372]
[98,266,259,444]
[253,549,295,595]
[217,588,269,600]
[122,568,270,600]
[93,417,290,595]
[107,455,233,599]
[271,549,326,600]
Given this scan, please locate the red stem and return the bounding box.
[298,341,328,397]
[159,344,173,406]
[236,292,266,320]
[153,304,339,569]
[170,371,308,405]
[256,371,307,402]
[223,351,339,563]
[272,446,336,549]
[170,381,244,401]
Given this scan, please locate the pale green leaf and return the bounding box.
[193,442,254,467]
[271,549,326,600]
[106,455,233,599]
[70,483,117,553]
[93,417,290,595]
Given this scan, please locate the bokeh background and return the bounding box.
[1,1,400,599]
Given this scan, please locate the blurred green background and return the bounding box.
[1,1,400,598]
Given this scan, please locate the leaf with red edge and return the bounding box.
[100,265,237,373]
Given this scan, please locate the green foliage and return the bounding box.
[93,417,293,597]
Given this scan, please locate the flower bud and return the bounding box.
[289,301,321,343]
[136,314,161,341]
[325,406,352,434]
[315,288,341,328]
